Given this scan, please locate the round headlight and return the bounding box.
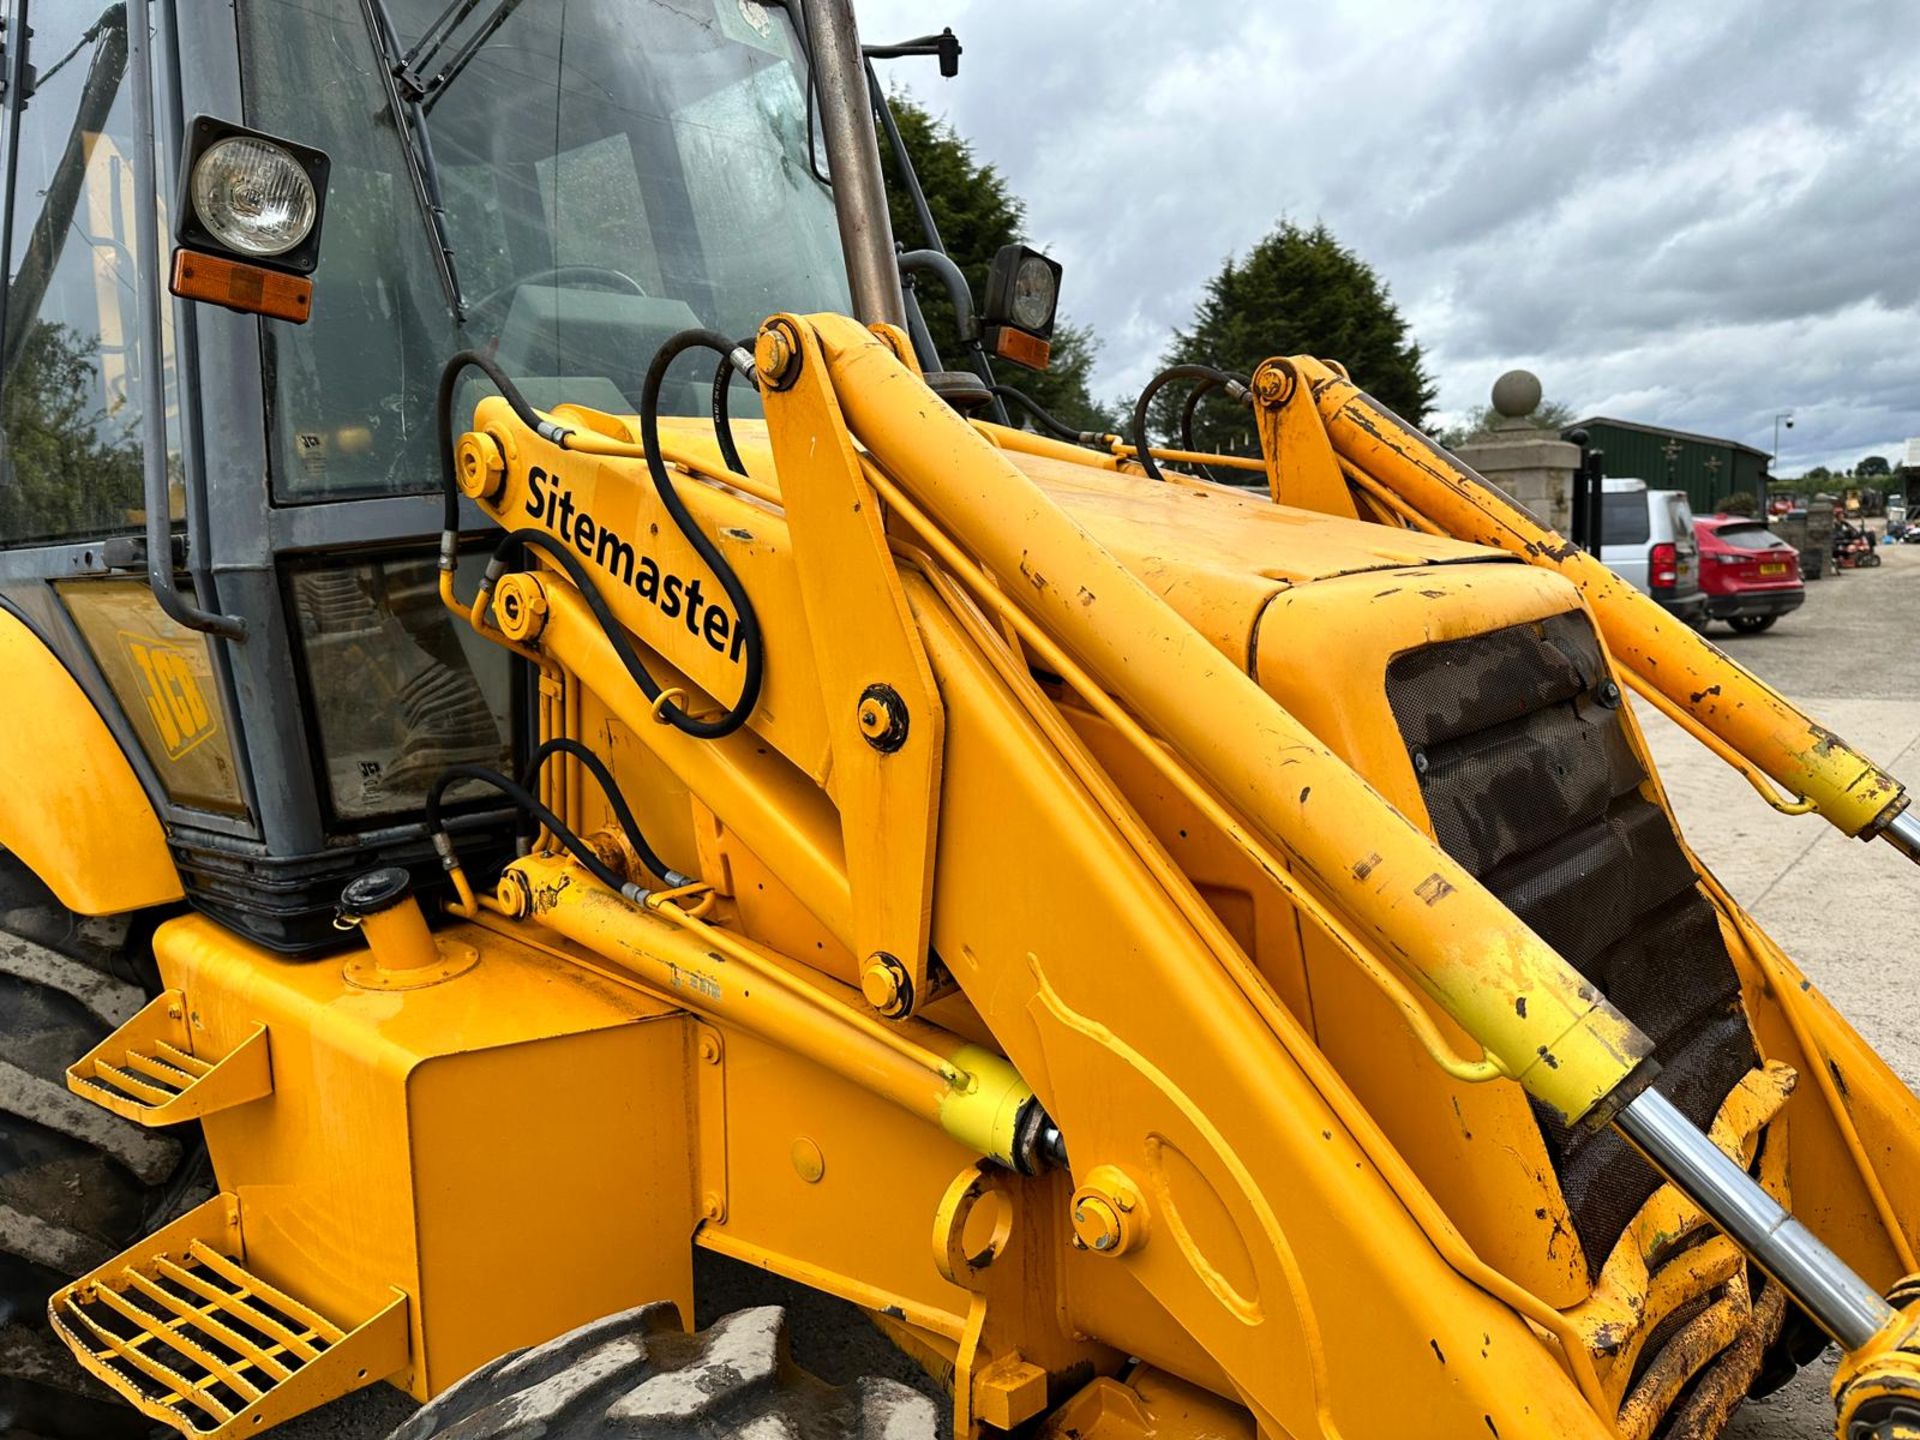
[1010,254,1057,331]
[190,137,317,258]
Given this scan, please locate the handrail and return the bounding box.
[125,0,245,639]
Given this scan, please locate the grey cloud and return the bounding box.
[858,0,1920,472]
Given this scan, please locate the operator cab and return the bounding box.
[0,0,850,949]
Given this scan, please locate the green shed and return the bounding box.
[1569,417,1772,516]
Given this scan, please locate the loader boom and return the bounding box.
[21,3,1920,1438]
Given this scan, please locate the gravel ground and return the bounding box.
[286,541,1920,1440]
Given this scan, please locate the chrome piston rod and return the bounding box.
[1614,1088,1894,1350]
[1881,807,1920,865]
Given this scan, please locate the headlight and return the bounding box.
[981,244,1065,373]
[190,137,318,258]
[1010,254,1058,331]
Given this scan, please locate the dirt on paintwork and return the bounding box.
[278,548,1920,1440]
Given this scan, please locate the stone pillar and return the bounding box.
[1450,370,1580,534]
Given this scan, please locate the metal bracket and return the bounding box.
[1252,356,1357,518]
[932,1163,1117,1436]
[759,314,945,1018]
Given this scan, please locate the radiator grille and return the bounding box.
[1386,611,1757,1277]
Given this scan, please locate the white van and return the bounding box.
[1599,478,1706,625]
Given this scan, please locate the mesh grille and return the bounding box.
[1386,611,1757,1278]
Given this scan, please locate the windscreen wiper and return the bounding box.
[358,0,481,321]
[358,0,528,321]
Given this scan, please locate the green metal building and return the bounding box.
[1570,417,1772,515]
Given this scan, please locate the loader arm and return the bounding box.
[422,315,1920,1436]
[48,315,1920,1440]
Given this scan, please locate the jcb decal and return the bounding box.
[120,632,217,759]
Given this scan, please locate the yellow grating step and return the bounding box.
[66,989,272,1126]
[49,1192,408,1437]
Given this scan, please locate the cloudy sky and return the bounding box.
[856,0,1918,474]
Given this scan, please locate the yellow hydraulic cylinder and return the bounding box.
[803,313,1651,1125]
[502,852,1035,1168]
[1296,359,1906,839]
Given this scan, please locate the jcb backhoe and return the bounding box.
[4,3,1920,1439]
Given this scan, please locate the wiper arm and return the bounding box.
[419,0,525,116]
[358,0,466,320]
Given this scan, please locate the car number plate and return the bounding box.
[1760,562,1787,576]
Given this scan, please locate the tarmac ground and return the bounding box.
[284,539,1920,1440]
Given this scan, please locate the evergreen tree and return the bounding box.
[1154,222,1436,453]
[877,97,1114,432]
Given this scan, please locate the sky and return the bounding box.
[856,0,1919,475]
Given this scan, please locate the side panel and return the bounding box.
[0,606,182,913]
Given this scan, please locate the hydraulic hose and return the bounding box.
[520,736,689,887]
[987,384,1102,447]
[486,526,692,730]
[425,762,636,899]
[638,329,766,737]
[439,335,767,740]
[1178,377,1229,484]
[709,335,755,479]
[1129,363,1249,481]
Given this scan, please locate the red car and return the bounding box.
[1693,514,1805,633]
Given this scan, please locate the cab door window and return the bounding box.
[0,3,171,547]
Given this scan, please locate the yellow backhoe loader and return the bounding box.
[3,2,1920,1439]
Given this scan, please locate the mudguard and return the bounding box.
[0,607,181,914]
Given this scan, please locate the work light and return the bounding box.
[171,116,331,323]
[981,243,1063,371]
[190,137,318,258]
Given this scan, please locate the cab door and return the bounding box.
[0,0,253,828]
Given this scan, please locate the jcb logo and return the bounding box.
[121,633,217,759]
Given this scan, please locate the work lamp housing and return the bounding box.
[175,116,330,276]
[981,243,1063,372]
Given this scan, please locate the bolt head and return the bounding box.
[855,684,910,752]
[1070,1193,1124,1255]
[755,324,798,387]
[861,954,910,1015]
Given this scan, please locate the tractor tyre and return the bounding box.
[0,856,205,1439]
[389,1303,940,1440]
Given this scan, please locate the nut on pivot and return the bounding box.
[454,430,506,500]
[1069,1165,1147,1257]
[494,573,549,643]
[861,953,912,1017]
[856,683,910,753]
[1251,358,1298,409]
[755,320,803,391]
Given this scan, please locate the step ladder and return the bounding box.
[48,1192,408,1437]
[65,988,272,1126]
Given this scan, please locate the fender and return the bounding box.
[0,607,181,914]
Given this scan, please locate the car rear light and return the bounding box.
[1651,542,1678,587]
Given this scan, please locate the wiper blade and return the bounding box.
[358,0,467,320]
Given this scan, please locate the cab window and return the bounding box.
[0,4,172,547]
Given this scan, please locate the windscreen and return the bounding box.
[1713,523,1791,552]
[240,0,850,502]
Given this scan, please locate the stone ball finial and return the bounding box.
[1491,369,1542,419]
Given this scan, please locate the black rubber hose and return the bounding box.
[437,348,547,534]
[438,336,763,740]
[709,336,755,479]
[1179,377,1228,484]
[425,763,632,897]
[987,384,1094,445]
[1129,363,1244,482]
[637,329,765,737]
[520,736,682,886]
[490,525,672,709]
